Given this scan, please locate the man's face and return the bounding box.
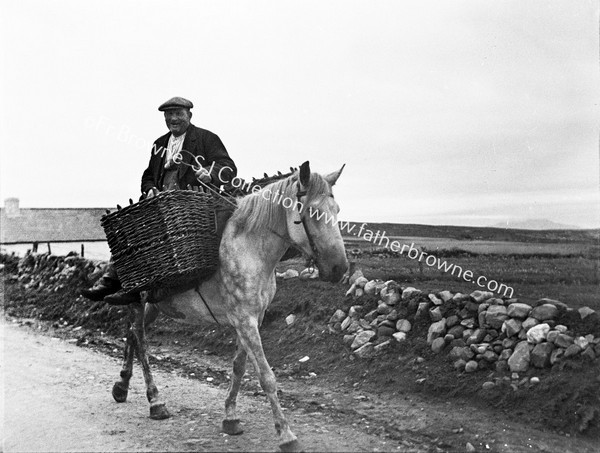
[164,108,191,136]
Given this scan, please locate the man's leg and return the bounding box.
[81,261,121,301]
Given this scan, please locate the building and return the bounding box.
[1,198,110,259]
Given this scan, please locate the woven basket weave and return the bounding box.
[101,190,221,292]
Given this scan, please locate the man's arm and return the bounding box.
[203,132,237,185]
[141,141,164,194]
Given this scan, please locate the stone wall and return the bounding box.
[331,270,600,377]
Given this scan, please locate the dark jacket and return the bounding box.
[141,124,237,194]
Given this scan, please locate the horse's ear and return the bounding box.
[299,161,311,187]
[324,163,345,186]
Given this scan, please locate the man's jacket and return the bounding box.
[141,124,237,194]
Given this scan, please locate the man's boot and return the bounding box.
[81,264,121,301]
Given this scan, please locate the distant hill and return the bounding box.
[492,219,582,230]
[342,221,599,244]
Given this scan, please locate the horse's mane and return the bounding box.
[231,171,332,235]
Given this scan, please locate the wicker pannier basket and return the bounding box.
[101,190,222,292]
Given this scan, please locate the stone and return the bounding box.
[578,306,596,320]
[503,319,522,338]
[427,319,447,344]
[536,298,568,311]
[343,334,356,345]
[574,336,590,350]
[522,317,539,331]
[377,326,395,338]
[460,318,476,329]
[466,328,486,346]
[482,381,495,390]
[495,360,509,372]
[358,319,372,330]
[381,288,400,306]
[429,294,443,305]
[329,309,346,325]
[564,344,582,358]
[396,319,412,333]
[453,359,467,371]
[351,330,376,350]
[429,307,443,322]
[385,309,399,322]
[438,290,453,302]
[282,269,299,279]
[285,314,296,325]
[507,303,532,319]
[341,316,352,331]
[373,340,392,355]
[348,305,363,319]
[508,341,532,372]
[470,290,494,303]
[446,315,460,327]
[376,303,393,315]
[531,342,554,368]
[431,337,446,354]
[378,319,395,328]
[364,309,378,323]
[416,302,429,318]
[392,332,407,343]
[449,346,474,361]
[448,325,465,339]
[550,348,564,365]
[527,323,550,344]
[452,293,470,303]
[488,298,505,305]
[354,288,364,298]
[402,287,421,300]
[464,360,479,373]
[346,320,361,333]
[582,346,596,362]
[546,330,559,344]
[555,324,568,333]
[531,304,559,322]
[554,334,574,349]
[364,279,385,296]
[485,305,508,329]
[482,350,498,362]
[349,270,365,286]
[499,349,512,361]
[465,301,480,313]
[354,342,375,358]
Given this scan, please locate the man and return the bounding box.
[82,97,237,304]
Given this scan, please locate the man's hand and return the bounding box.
[194,167,212,184]
[145,187,160,199]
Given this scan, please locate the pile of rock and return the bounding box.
[6,251,98,293]
[331,272,600,373]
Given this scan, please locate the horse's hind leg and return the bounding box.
[112,303,160,403]
[130,301,170,420]
[112,321,135,402]
[222,338,246,435]
[235,321,303,452]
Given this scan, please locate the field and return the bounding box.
[3,223,600,449]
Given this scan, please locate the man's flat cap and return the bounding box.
[158,97,194,111]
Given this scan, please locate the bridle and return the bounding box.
[292,183,324,270]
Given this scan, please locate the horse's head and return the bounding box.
[286,161,349,283]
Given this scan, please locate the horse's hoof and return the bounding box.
[149,403,170,420]
[279,439,304,452]
[112,382,128,403]
[222,419,244,435]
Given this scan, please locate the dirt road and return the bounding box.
[1,321,408,452]
[2,319,598,453]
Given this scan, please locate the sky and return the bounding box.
[1,0,599,228]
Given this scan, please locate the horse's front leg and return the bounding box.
[130,300,170,420]
[235,320,303,452]
[222,338,247,435]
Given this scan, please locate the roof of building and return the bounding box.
[1,208,109,243]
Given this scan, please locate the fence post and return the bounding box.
[81,243,85,257]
